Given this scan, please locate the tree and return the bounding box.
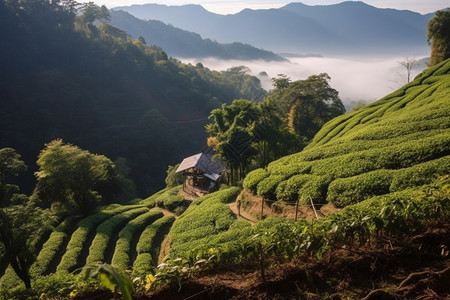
[268,73,345,140]
[400,57,416,84]
[206,99,304,184]
[0,148,26,206]
[165,164,184,188]
[389,57,417,89]
[0,148,55,289]
[254,100,305,167]
[80,2,110,24]
[206,100,260,185]
[427,9,450,66]
[271,74,291,90]
[33,139,119,217]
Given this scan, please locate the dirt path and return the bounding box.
[150,207,177,217]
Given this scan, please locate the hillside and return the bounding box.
[114,1,435,54]
[0,0,267,196]
[1,56,448,299]
[109,10,286,61]
[245,58,449,207]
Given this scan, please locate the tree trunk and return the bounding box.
[9,255,31,289]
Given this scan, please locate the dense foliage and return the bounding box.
[33,140,122,217]
[0,0,267,196]
[427,8,450,66]
[206,73,344,185]
[0,149,55,289]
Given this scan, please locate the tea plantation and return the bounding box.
[244,58,450,207]
[0,59,448,298]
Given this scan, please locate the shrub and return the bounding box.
[149,186,184,211]
[57,205,140,273]
[169,188,240,260]
[390,156,450,191]
[243,168,269,193]
[327,169,393,207]
[111,211,163,270]
[133,216,176,276]
[275,174,313,202]
[82,207,149,274]
[256,175,286,199]
[30,216,76,277]
[299,175,333,205]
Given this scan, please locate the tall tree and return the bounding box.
[0,148,54,289]
[268,73,345,140]
[427,9,450,66]
[206,99,304,184]
[206,100,260,185]
[33,139,119,217]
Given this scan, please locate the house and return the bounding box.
[175,151,224,197]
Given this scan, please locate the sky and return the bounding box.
[86,0,448,15]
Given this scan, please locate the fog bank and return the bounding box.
[181,55,429,108]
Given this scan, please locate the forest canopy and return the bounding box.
[0,0,267,196]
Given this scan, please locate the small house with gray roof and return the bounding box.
[176,151,224,197]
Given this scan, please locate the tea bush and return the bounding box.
[299,175,333,205]
[111,211,163,270]
[256,174,286,199]
[57,205,140,273]
[30,216,76,277]
[82,207,149,273]
[243,168,269,193]
[169,187,241,260]
[133,216,175,276]
[327,169,393,207]
[390,156,450,191]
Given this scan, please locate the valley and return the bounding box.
[0,1,449,299]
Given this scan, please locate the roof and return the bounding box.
[175,152,223,180]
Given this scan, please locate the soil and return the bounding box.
[137,221,450,300]
[233,189,339,222]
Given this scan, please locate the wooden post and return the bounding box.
[237,200,241,216]
[309,196,320,220]
[295,199,299,222]
[261,198,264,219]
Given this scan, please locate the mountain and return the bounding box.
[0,0,267,196]
[109,10,286,61]
[114,1,435,55]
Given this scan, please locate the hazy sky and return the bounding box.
[86,0,447,15]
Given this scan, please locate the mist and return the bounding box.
[181,55,429,109]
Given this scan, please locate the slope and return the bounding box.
[152,58,450,300]
[109,10,286,61]
[244,58,450,207]
[114,2,434,54]
[0,0,267,196]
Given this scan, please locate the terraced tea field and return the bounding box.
[244,58,450,208]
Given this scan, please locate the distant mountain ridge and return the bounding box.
[109,10,286,61]
[114,1,436,55]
